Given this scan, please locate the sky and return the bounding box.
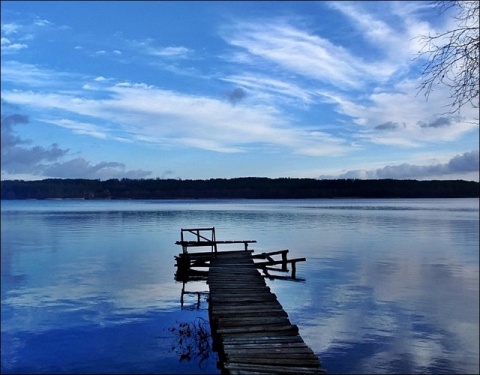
[1,1,479,181]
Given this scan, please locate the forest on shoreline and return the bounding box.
[1,178,478,199]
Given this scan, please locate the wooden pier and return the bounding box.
[175,228,326,374]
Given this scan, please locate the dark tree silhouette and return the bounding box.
[416,1,479,114]
[1,178,479,199]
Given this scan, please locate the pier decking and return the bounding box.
[175,228,326,374]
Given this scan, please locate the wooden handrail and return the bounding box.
[176,239,256,252]
[175,240,256,245]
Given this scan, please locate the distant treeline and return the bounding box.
[1,178,478,199]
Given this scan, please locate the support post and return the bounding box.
[282,251,288,271]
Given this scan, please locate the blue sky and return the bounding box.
[1,1,478,181]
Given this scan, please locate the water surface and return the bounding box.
[1,199,478,374]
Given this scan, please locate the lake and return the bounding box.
[1,198,479,374]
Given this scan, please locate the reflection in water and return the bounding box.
[168,317,215,370]
[180,281,209,310]
[273,242,479,374]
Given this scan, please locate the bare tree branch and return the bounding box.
[416,1,479,114]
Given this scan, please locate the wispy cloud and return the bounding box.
[221,73,314,107]
[327,2,426,60]
[40,119,110,139]
[222,21,378,90]
[1,60,84,88]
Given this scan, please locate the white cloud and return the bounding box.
[1,37,27,53]
[147,46,191,57]
[1,23,21,36]
[33,17,53,28]
[127,38,192,59]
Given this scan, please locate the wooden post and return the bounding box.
[181,229,187,254]
[180,282,185,307]
[212,227,217,253]
[282,251,288,271]
[291,261,297,279]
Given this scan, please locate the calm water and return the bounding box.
[1,198,479,374]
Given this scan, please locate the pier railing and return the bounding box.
[175,227,256,254]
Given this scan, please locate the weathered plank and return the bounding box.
[219,331,300,340]
[209,295,278,304]
[223,340,308,347]
[222,336,306,345]
[210,304,285,313]
[223,346,314,354]
[212,310,289,319]
[214,316,291,326]
[224,362,328,374]
[226,356,321,367]
[217,323,298,334]
[209,288,269,293]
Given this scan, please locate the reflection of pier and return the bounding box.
[174,227,326,374]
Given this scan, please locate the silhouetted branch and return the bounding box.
[416,1,479,114]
